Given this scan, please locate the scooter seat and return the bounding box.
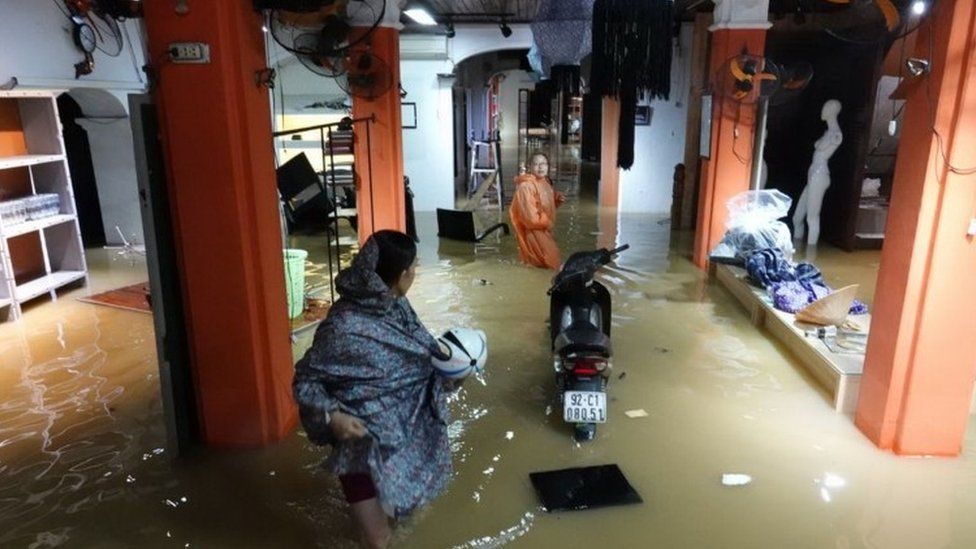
[555,322,612,357]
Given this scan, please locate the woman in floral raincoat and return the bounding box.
[293,231,455,548]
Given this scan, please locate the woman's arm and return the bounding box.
[293,339,372,444]
[293,352,342,445]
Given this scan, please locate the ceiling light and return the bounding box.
[500,21,512,38]
[911,1,927,15]
[405,8,437,26]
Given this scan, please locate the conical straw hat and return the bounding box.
[796,285,859,326]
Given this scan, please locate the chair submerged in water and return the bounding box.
[435,208,510,242]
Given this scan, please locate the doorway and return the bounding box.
[57,94,106,248]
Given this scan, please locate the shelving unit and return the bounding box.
[0,89,88,322]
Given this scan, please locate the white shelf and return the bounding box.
[0,89,86,322]
[15,271,85,303]
[0,89,67,99]
[4,214,75,238]
[0,154,65,171]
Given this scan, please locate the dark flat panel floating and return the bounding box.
[436,208,509,242]
[529,464,642,512]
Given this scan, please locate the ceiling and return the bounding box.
[416,0,542,23]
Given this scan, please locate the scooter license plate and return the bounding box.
[563,391,607,423]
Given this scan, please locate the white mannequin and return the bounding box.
[793,99,843,246]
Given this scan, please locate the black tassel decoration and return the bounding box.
[591,0,673,169]
[618,84,637,169]
[551,65,582,97]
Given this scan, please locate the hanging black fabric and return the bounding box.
[550,65,582,96]
[618,84,638,169]
[591,0,672,169]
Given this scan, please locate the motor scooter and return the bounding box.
[548,245,629,441]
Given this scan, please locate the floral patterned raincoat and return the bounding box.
[293,239,453,517]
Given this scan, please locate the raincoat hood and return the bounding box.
[334,237,397,312]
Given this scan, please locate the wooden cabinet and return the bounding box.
[0,90,88,321]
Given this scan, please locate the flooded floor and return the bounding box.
[1,198,974,548]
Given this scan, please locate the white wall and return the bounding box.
[618,23,694,214]
[401,59,455,211]
[274,25,533,212]
[76,118,144,244]
[0,0,148,95]
[1,0,149,245]
[498,69,535,148]
[449,24,534,65]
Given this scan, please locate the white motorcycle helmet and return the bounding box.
[432,328,488,379]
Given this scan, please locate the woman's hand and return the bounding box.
[330,411,368,441]
[554,192,567,207]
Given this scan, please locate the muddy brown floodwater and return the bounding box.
[1,196,974,548]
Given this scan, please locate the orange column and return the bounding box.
[855,0,976,456]
[692,29,766,268]
[351,26,405,242]
[599,97,621,209]
[142,1,296,447]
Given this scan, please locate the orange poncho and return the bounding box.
[510,174,561,270]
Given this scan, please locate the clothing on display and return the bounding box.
[590,0,672,169]
[744,248,821,288]
[740,246,868,316]
[770,279,868,315]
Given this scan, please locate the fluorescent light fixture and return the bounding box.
[911,1,927,15]
[405,8,437,26]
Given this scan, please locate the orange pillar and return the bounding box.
[855,0,976,456]
[692,29,766,268]
[599,97,621,209]
[351,26,405,242]
[142,1,296,447]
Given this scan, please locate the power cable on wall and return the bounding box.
[923,22,976,177]
[121,21,147,86]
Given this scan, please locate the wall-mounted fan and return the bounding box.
[61,0,125,57]
[714,54,815,107]
[267,0,390,84]
[55,0,130,78]
[270,7,352,78]
[780,0,933,45]
[769,61,814,105]
[714,54,782,105]
[341,50,394,100]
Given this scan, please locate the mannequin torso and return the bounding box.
[793,99,843,246]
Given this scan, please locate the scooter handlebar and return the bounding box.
[548,244,629,294]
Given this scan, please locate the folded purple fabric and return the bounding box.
[770,280,831,313]
[770,281,869,315]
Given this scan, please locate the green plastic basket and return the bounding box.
[283,249,308,319]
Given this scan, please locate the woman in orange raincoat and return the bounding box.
[510,153,565,270]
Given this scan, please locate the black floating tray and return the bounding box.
[529,464,642,512]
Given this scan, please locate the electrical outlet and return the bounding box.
[968,218,976,237]
[168,42,210,64]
